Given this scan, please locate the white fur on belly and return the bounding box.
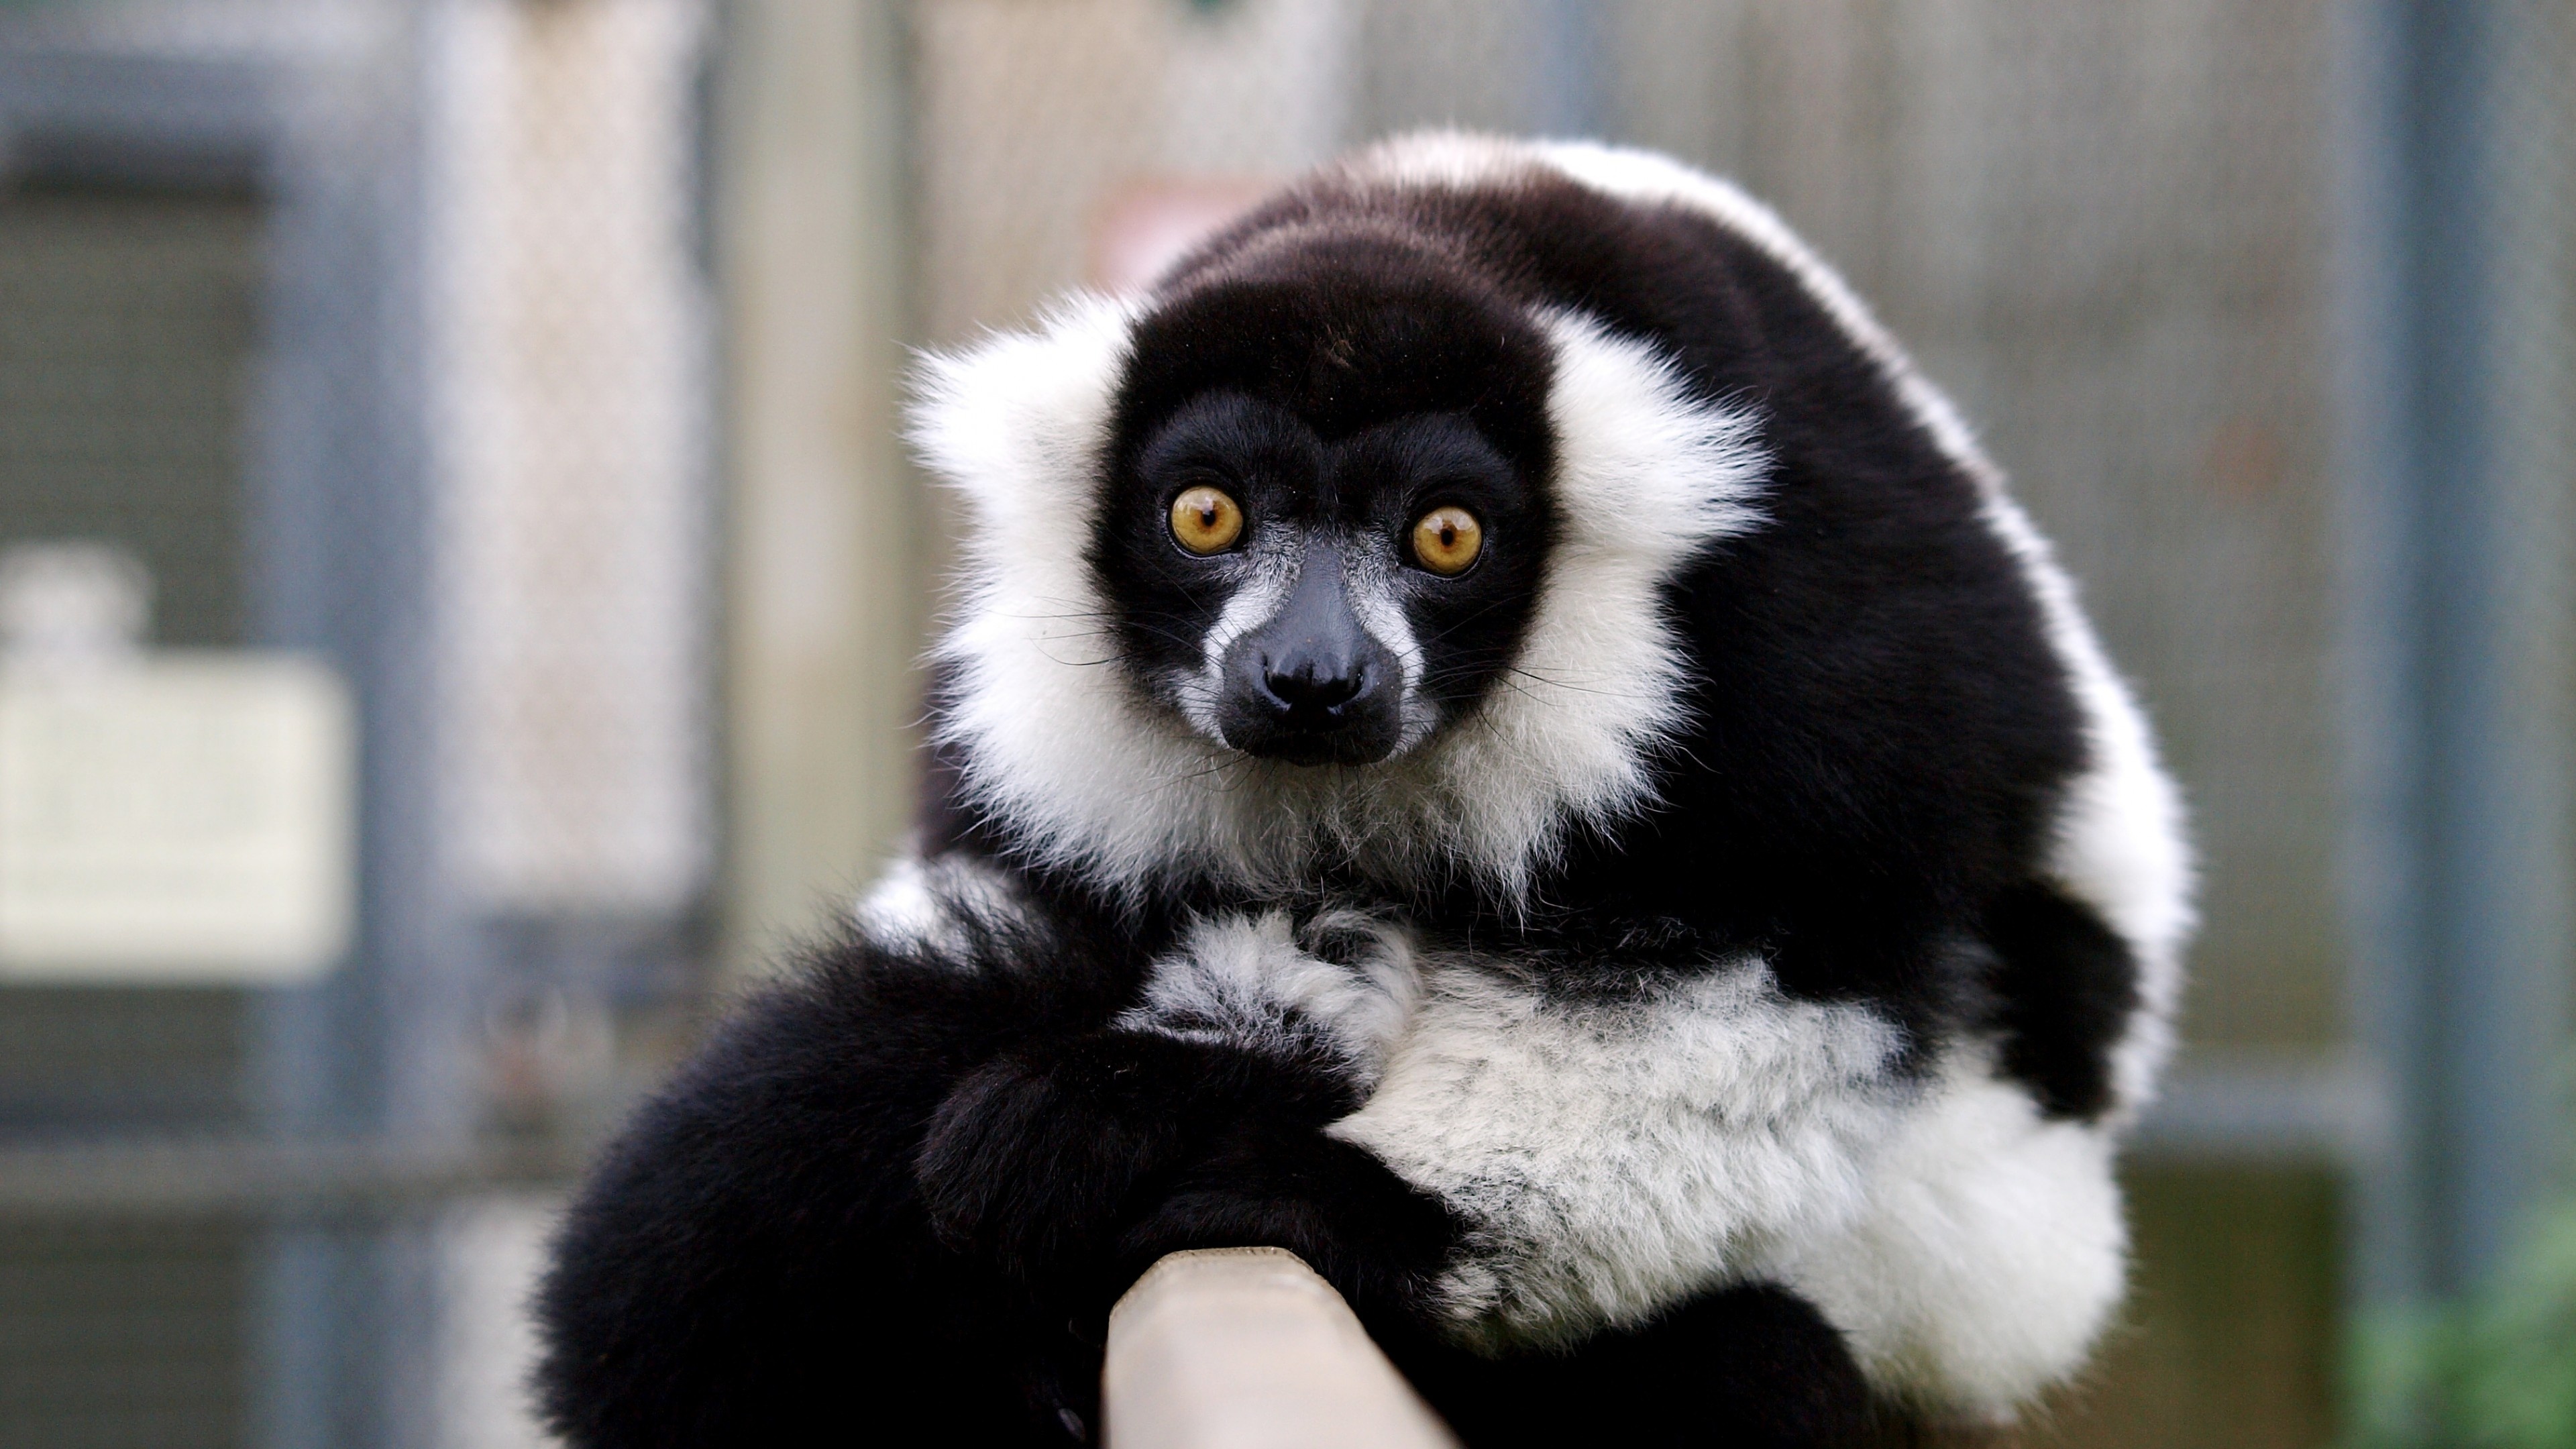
[1326,954,2127,1419]
[1327,959,1908,1352]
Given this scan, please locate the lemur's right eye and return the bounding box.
[1169,486,1245,555]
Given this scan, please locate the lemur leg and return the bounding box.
[1393,1282,1907,1449]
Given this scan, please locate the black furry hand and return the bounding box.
[912,1028,1356,1295]
[1110,1120,1458,1324]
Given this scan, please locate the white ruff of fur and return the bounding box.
[1327,958,1908,1354]
[912,296,1765,900]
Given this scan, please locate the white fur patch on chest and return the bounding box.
[1327,958,1907,1352]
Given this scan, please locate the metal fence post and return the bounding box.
[2335,0,2576,1305]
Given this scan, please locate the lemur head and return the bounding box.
[1091,235,1558,769]
[913,143,1767,897]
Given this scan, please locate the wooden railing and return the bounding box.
[1102,1248,1460,1448]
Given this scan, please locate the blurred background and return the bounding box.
[0,1,2567,1445]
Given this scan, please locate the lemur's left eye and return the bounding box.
[1410,506,1483,576]
[1169,486,1244,555]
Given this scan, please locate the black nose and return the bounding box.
[1263,657,1366,714]
[1218,539,1403,765]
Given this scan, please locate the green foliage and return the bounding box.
[2349,1195,2576,1448]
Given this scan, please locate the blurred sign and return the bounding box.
[0,656,355,983]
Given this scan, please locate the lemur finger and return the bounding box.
[1116,908,1421,1087]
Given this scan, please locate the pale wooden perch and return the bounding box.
[1102,1247,1461,1449]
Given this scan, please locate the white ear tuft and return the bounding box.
[909,294,1139,533]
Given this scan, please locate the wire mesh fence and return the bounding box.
[0,3,716,1446]
[0,1,2569,1446]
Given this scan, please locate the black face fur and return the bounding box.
[1088,238,1560,765]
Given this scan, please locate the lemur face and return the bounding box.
[1089,244,1560,767]
[918,206,1766,892]
[1095,393,1552,765]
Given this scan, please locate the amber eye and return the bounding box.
[1410,505,1483,576]
[1169,485,1244,555]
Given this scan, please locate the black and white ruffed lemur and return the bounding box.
[535,134,2193,1448]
